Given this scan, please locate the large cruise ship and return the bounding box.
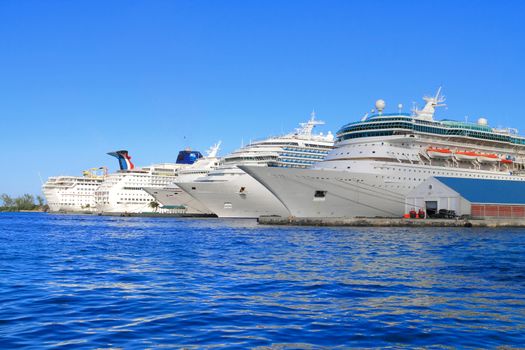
[94,149,204,214]
[176,113,335,218]
[241,89,525,218]
[42,167,107,213]
[143,142,221,215]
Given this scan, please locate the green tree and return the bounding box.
[14,194,36,210]
[36,195,45,207]
[1,194,14,208]
[149,201,160,212]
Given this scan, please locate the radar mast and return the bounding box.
[413,87,446,121]
[296,109,325,136]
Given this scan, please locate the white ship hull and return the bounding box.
[143,186,213,215]
[176,173,289,218]
[238,89,525,218]
[241,166,405,217]
[240,162,525,218]
[171,113,334,218]
[42,177,101,213]
[96,201,153,214]
[96,200,186,214]
[43,189,97,213]
[42,189,64,212]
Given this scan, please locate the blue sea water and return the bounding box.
[0,213,524,348]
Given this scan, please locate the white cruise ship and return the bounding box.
[42,167,107,213]
[95,149,205,214]
[241,89,525,218]
[175,113,335,218]
[143,142,221,215]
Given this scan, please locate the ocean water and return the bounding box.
[0,213,524,348]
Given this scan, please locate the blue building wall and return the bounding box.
[436,177,525,205]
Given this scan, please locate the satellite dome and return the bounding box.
[477,117,488,126]
[375,99,386,113]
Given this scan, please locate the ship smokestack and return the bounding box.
[107,150,134,170]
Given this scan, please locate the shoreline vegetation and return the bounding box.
[0,194,48,212]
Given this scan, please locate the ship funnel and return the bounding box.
[108,150,135,170]
[176,149,204,164]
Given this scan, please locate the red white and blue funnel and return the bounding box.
[108,150,135,170]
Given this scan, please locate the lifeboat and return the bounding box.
[427,147,453,159]
[501,155,514,164]
[477,153,499,163]
[454,150,478,161]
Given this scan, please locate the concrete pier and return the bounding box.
[258,216,525,227]
[99,212,217,218]
[47,211,217,218]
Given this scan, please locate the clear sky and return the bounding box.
[1,0,524,196]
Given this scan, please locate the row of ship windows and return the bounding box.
[48,199,93,205]
[56,193,92,195]
[301,170,514,182]
[281,147,330,154]
[96,195,150,200]
[225,156,275,162]
[280,153,325,159]
[49,198,92,201]
[120,180,172,184]
[49,203,91,206]
[279,159,315,164]
[58,192,93,195]
[303,144,333,149]
[333,178,419,190]
[338,125,525,145]
[335,151,378,156]
[261,142,332,149]
[273,164,308,168]
[375,167,513,179]
[344,142,416,147]
[338,130,394,141]
[345,141,517,154]
[96,199,153,204]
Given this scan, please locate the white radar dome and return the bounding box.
[477,117,488,126]
[375,99,386,113]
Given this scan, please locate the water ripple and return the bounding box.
[0,213,524,348]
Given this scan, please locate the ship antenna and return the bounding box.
[207,141,221,157]
[295,109,325,136]
[435,86,442,100]
[414,87,446,121]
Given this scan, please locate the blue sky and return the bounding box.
[1,0,524,195]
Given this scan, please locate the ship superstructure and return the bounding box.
[42,167,107,213]
[241,89,525,218]
[143,142,222,215]
[176,113,335,218]
[94,149,204,214]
